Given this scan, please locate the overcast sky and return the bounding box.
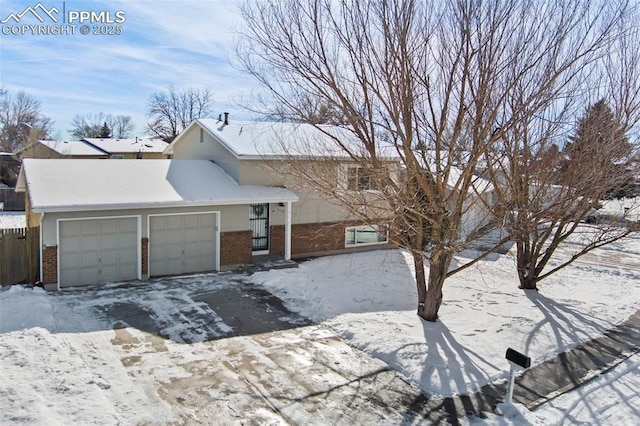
[0,0,260,138]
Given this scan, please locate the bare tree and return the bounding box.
[237,0,633,320]
[69,113,135,139]
[109,115,135,138]
[146,87,213,142]
[0,90,53,152]
[484,9,640,290]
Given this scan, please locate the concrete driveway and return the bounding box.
[56,273,448,425]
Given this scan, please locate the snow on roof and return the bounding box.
[37,140,107,156]
[168,119,399,159]
[83,137,169,154]
[21,159,298,213]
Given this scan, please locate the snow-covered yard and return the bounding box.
[1,234,639,424]
[0,211,25,229]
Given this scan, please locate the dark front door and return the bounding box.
[250,203,269,252]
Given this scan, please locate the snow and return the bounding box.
[19,159,298,212]
[470,352,640,425]
[599,197,640,222]
[250,246,640,398]
[83,137,169,154]
[2,237,639,423]
[0,211,25,229]
[36,139,106,156]
[193,119,398,159]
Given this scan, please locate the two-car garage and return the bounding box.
[19,159,297,290]
[57,212,219,288]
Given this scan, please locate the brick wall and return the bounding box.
[270,220,390,257]
[42,245,57,284]
[141,238,149,275]
[220,231,252,267]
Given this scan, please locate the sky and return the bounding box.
[0,0,260,138]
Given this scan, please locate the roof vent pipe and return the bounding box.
[218,114,222,122]
[224,112,229,125]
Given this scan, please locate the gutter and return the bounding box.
[30,195,300,214]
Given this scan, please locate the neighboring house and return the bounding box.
[83,137,169,159]
[18,140,108,159]
[18,137,169,159]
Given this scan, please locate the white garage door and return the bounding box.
[59,217,139,287]
[149,213,217,277]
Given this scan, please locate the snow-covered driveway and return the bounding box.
[1,273,433,425]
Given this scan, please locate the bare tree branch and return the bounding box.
[146,87,213,142]
[237,0,634,320]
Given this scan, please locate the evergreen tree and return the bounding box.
[99,122,111,138]
[565,99,634,199]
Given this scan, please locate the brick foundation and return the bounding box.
[220,231,252,266]
[270,221,389,257]
[42,245,57,285]
[141,238,149,275]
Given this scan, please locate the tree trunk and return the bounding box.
[516,243,538,290]
[416,250,451,322]
[412,251,428,313]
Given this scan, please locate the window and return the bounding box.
[347,166,378,191]
[345,225,388,247]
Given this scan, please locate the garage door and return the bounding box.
[59,217,139,287]
[149,213,217,277]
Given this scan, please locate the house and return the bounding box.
[82,137,169,159]
[165,118,398,254]
[18,137,169,160]
[17,159,298,290]
[18,139,108,159]
[17,119,398,290]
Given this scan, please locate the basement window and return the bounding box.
[345,225,388,247]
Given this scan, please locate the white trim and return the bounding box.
[215,212,221,271]
[147,211,220,276]
[56,215,142,287]
[39,212,47,288]
[284,201,292,260]
[344,225,388,248]
[30,196,298,214]
[252,250,269,256]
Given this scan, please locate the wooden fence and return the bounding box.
[0,227,39,286]
[0,188,25,211]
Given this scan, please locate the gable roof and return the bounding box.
[166,119,399,160]
[34,139,107,156]
[83,137,169,154]
[18,159,298,213]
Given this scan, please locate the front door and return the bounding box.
[250,203,269,253]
